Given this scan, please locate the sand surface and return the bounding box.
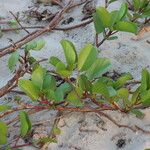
[0,0,150,150]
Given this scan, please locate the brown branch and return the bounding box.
[0,0,73,58]
[0,67,26,97]
[1,19,92,33]
[9,11,30,34]
[97,112,137,132]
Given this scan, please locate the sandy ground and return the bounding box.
[0,0,150,150]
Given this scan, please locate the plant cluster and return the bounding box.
[0,0,149,149]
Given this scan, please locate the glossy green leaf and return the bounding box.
[18,80,40,100]
[133,0,141,11]
[92,81,109,97]
[96,77,114,86]
[114,73,132,89]
[25,41,37,51]
[117,88,129,100]
[49,56,61,67]
[113,21,138,33]
[140,69,150,92]
[117,88,130,106]
[43,73,56,92]
[141,9,150,18]
[0,122,7,145]
[131,87,140,105]
[78,44,98,71]
[66,91,83,107]
[86,58,111,80]
[93,12,104,34]
[109,10,119,27]
[118,3,128,20]
[96,7,111,27]
[56,61,72,77]
[107,86,117,97]
[0,105,11,112]
[140,0,149,8]
[8,51,19,71]
[55,83,72,102]
[78,75,92,92]
[19,111,32,137]
[34,40,46,50]
[141,90,150,105]
[25,40,45,51]
[31,66,46,90]
[46,90,55,100]
[61,40,77,68]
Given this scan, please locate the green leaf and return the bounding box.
[113,21,138,33]
[86,58,112,80]
[49,56,61,67]
[56,61,72,77]
[0,122,7,145]
[118,3,128,20]
[55,83,72,102]
[61,40,77,68]
[107,86,117,97]
[141,90,150,105]
[96,77,114,86]
[8,51,19,71]
[25,40,45,51]
[27,56,36,65]
[8,20,17,26]
[140,69,150,92]
[117,88,130,106]
[18,80,40,100]
[96,7,111,27]
[92,81,109,97]
[109,10,119,27]
[19,111,32,137]
[131,109,145,118]
[66,91,83,107]
[141,9,150,18]
[25,41,37,51]
[93,81,116,97]
[31,66,46,90]
[78,75,92,92]
[52,127,61,135]
[117,88,129,100]
[78,44,98,71]
[45,90,55,100]
[43,73,56,92]
[140,0,149,8]
[114,73,132,89]
[0,105,11,112]
[107,36,118,40]
[131,87,140,105]
[34,40,46,51]
[93,12,105,34]
[133,0,141,11]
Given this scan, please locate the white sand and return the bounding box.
[0,0,150,150]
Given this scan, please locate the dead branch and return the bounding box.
[0,0,73,58]
[0,67,26,97]
[1,19,92,32]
